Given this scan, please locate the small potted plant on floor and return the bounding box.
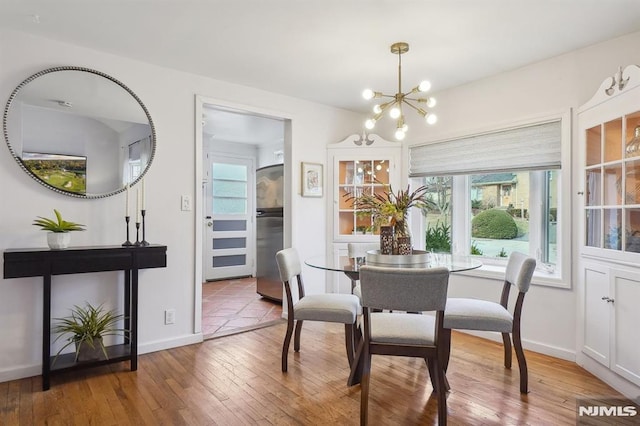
[53,302,128,363]
[32,209,85,249]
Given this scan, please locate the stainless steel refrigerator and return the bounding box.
[256,164,284,302]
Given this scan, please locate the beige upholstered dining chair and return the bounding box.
[347,242,380,258]
[354,265,450,426]
[442,251,536,393]
[275,248,360,373]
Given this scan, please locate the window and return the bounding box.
[420,171,558,264]
[410,114,570,287]
[211,163,248,215]
[423,176,452,253]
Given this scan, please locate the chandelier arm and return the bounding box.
[378,102,393,112]
[402,99,427,116]
[404,96,429,103]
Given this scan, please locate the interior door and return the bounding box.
[203,154,255,280]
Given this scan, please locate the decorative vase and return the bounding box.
[380,225,394,254]
[47,232,71,250]
[76,337,104,362]
[396,236,412,255]
[392,216,412,255]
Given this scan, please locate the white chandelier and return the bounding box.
[362,42,437,141]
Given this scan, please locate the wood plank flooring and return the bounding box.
[0,322,625,425]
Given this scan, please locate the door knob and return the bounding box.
[207,222,213,227]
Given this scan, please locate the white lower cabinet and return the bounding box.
[582,263,610,366]
[611,269,640,385]
[580,261,640,387]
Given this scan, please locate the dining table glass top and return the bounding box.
[305,252,482,275]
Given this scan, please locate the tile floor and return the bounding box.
[202,277,284,339]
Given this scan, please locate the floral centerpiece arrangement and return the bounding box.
[347,184,432,254]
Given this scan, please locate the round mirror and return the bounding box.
[2,66,155,198]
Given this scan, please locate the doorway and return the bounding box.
[196,99,289,338]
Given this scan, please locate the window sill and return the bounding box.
[454,263,571,289]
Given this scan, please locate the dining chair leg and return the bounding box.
[348,338,365,386]
[513,328,529,393]
[501,332,512,369]
[441,328,452,372]
[344,323,356,368]
[293,320,304,352]
[426,358,437,391]
[282,317,295,372]
[359,350,372,426]
[434,358,448,426]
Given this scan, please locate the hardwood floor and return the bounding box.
[0,322,624,425]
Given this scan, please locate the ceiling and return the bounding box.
[201,105,285,146]
[3,0,640,143]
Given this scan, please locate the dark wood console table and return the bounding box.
[3,244,167,390]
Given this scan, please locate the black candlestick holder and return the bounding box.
[141,209,149,246]
[134,222,141,246]
[122,216,133,246]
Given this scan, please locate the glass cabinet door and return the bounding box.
[584,111,640,253]
[338,159,391,237]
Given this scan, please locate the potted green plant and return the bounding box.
[32,209,85,249]
[52,303,128,363]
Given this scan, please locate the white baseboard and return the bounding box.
[139,333,203,355]
[577,353,640,401]
[456,330,576,361]
[0,333,204,384]
[0,364,41,383]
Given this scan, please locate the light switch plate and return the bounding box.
[181,195,192,211]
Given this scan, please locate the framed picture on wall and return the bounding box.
[301,162,323,197]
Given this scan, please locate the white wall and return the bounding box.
[0,29,362,382]
[403,31,640,361]
[257,142,284,168]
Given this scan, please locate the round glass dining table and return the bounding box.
[305,252,482,283]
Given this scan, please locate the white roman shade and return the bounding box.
[409,120,562,177]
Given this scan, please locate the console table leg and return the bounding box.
[131,267,138,371]
[42,274,51,391]
[124,270,131,345]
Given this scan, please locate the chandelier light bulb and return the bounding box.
[395,128,406,140]
[373,104,382,114]
[402,123,408,132]
[362,89,375,100]
[389,106,401,119]
[418,80,432,92]
[365,118,376,129]
[426,114,438,125]
[426,97,437,108]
